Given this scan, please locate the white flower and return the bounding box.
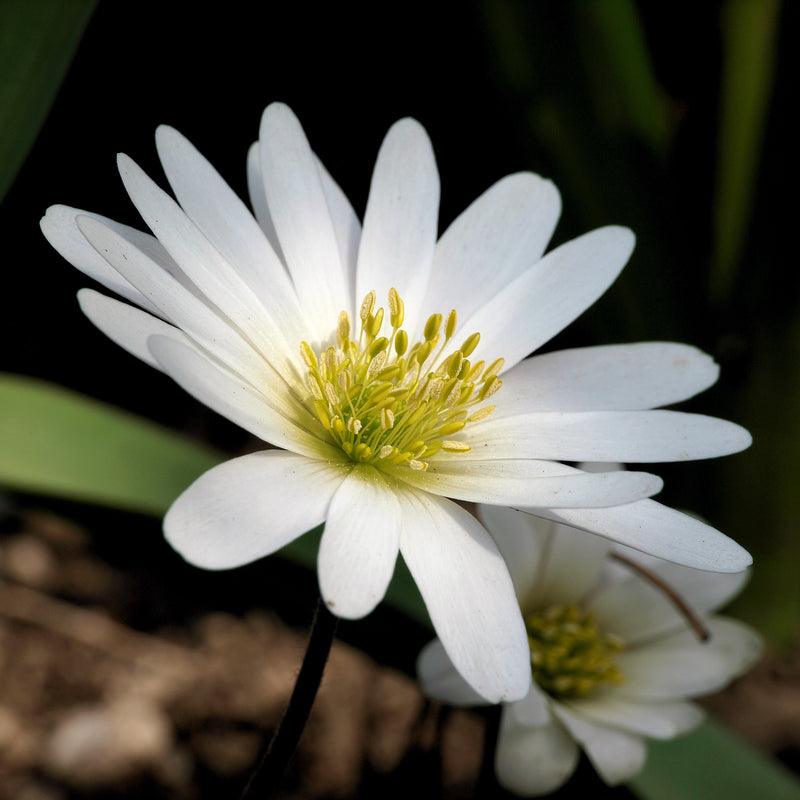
[418,504,763,795]
[42,102,751,703]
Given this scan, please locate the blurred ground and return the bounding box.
[0,506,794,800]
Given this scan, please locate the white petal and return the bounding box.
[164,451,350,569]
[398,489,530,703]
[588,561,751,645]
[356,117,439,337]
[258,103,349,345]
[495,707,579,796]
[511,684,552,727]
[41,205,160,315]
[77,289,175,371]
[416,639,491,707]
[314,155,361,316]
[452,226,635,371]
[522,520,611,610]
[148,334,338,460]
[154,126,307,346]
[615,617,762,700]
[423,172,560,323]
[531,499,753,573]
[317,465,401,618]
[553,704,647,785]
[388,458,662,507]
[495,342,721,414]
[246,142,284,260]
[566,695,704,740]
[458,409,752,463]
[75,215,285,401]
[117,154,303,376]
[476,504,549,602]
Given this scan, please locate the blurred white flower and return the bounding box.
[418,504,762,795]
[43,102,751,702]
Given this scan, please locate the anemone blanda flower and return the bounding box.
[418,504,762,795]
[42,102,751,702]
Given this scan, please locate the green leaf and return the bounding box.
[631,719,800,800]
[0,0,97,202]
[0,373,223,515]
[710,0,781,300]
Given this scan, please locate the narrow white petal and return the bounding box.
[457,409,752,463]
[390,459,662,508]
[423,172,560,324]
[531,499,753,573]
[164,451,350,569]
[117,154,303,375]
[511,684,552,727]
[148,334,338,460]
[522,520,612,610]
[78,289,176,371]
[154,126,307,346]
[259,103,349,345]
[452,226,635,371]
[318,465,401,619]
[495,708,579,796]
[476,504,549,602]
[356,118,439,337]
[315,155,361,317]
[588,561,751,645]
[553,704,647,785]
[566,695,704,740]
[398,489,530,703]
[416,640,491,707]
[495,342,721,414]
[246,142,285,260]
[41,205,160,315]
[75,215,286,401]
[615,617,762,700]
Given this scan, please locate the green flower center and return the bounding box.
[301,289,501,470]
[526,603,625,699]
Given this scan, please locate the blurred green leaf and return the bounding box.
[711,0,780,300]
[0,0,97,202]
[0,373,223,515]
[575,0,671,153]
[631,719,800,800]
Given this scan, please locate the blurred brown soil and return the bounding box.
[0,508,796,800]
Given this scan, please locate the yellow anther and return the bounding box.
[324,381,339,406]
[381,408,395,429]
[347,418,363,434]
[379,445,394,459]
[367,306,385,338]
[332,417,346,436]
[445,309,457,340]
[436,420,466,437]
[441,440,471,452]
[369,336,389,357]
[313,400,332,430]
[307,375,324,400]
[360,290,376,322]
[301,341,318,369]
[479,375,502,400]
[460,332,480,358]
[367,350,387,376]
[424,313,443,341]
[484,357,505,380]
[337,311,351,348]
[415,341,433,365]
[324,346,338,374]
[338,371,351,390]
[394,329,408,356]
[446,352,463,379]
[409,459,428,471]
[389,287,404,328]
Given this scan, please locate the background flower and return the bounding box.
[418,504,763,795]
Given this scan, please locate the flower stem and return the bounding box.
[239,596,338,799]
[610,552,711,642]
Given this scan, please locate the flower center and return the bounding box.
[526,603,625,699]
[301,289,501,470]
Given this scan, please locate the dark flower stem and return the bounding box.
[240,596,338,799]
[610,552,711,642]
